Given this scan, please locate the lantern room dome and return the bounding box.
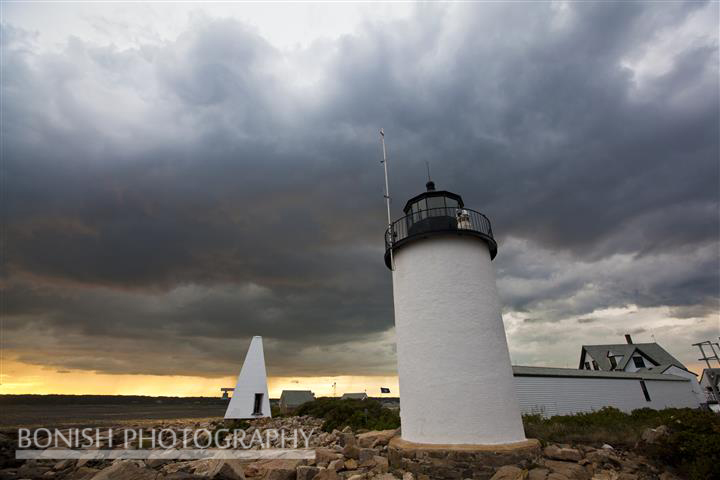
[402,181,465,215]
[384,183,497,269]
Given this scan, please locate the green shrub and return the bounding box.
[523,407,641,447]
[638,409,720,480]
[295,397,400,432]
[522,407,720,480]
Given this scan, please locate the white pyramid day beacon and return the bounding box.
[224,336,272,419]
[385,181,526,445]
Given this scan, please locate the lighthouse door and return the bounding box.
[252,393,264,416]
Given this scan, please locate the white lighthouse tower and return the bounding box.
[386,181,526,445]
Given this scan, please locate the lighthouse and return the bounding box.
[224,336,271,419]
[385,181,526,445]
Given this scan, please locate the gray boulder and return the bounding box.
[543,445,582,462]
[639,425,669,445]
[490,465,526,480]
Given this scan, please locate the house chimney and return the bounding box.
[625,334,633,344]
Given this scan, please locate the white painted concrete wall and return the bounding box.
[514,375,699,417]
[392,235,526,445]
[225,336,272,419]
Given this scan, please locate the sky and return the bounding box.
[1,1,718,397]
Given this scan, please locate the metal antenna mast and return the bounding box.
[380,129,394,270]
[693,340,720,369]
[692,340,720,409]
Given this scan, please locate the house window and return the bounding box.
[592,360,599,370]
[252,393,264,416]
[633,357,646,368]
[584,362,591,370]
[609,356,618,370]
[639,381,651,402]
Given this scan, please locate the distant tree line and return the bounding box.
[0,395,227,405]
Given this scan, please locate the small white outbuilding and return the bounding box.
[340,392,368,400]
[224,336,271,419]
[279,390,315,413]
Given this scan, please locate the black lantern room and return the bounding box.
[384,181,497,268]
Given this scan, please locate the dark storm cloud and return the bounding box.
[3,2,718,376]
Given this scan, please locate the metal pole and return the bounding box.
[693,341,720,369]
[693,341,720,408]
[380,129,394,270]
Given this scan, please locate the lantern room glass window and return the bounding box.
[426,196,446,216]
[407,194,460,221]
[399,187,467,241]
[411,199,428,222]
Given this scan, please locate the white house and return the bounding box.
[512,366,700,417]
[577,335,705,406]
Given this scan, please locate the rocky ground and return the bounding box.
[0,418,685,480]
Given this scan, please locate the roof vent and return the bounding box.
[426,180,436,191]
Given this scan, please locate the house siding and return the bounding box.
[662,366,705,405]
[513,375,699,417]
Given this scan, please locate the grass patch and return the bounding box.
[295,397,400,432]
[523,407,720,480]
[523,407,647,447]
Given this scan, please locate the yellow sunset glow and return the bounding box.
[1,358,707,398]
[0,359,399,398]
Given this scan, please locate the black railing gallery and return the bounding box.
[384,207,495,253]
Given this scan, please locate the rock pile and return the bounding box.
[0,421,683,480]
[516,436,683,480]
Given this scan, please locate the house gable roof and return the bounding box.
[279,390,315,406]
[580,343,686,371]
[341,392,368,400]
